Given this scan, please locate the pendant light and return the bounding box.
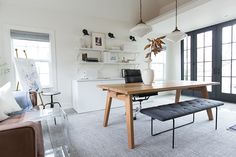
[166,0,187,42]
[130,0,152,37]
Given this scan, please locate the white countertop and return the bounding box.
[75,77,124,82]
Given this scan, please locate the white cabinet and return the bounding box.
[72,79,125,113]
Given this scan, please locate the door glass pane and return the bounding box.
[222,61,231,76]
[233,25,236,42]
[197,76,204,81]
[205,47,212,62]
[222,77,231,93]
[232,60,236,76]
[205,62,212,77]
[197,33,204,48]
[205,31,212,47]
[197,63,204,76]
[197,48,204,62]
[222,26,232,44]
[232,77,236,94]
[222,44,232,60]
[232,43,236,59]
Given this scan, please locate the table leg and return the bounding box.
[175,89,182,103]
[125,95,134,149]
[201,86,213,120]
[103,92,112,127]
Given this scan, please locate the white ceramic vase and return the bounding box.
[142,57,154,85]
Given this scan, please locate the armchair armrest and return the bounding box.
[0,121,44,157]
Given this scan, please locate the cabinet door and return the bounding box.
[73,79,124,113]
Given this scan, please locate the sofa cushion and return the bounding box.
[0,82,22,115]
[13,91,33,110]
[0,114,24,125]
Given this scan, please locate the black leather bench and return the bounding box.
[140,98,224,148]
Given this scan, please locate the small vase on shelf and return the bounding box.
[142,57,154,85]
[80,29,91,48]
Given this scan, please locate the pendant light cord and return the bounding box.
[139,0,143,23]
[175,0,178,30]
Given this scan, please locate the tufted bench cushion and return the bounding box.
[140,99,224,121]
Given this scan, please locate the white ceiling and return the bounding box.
[1,0,234,36]
[0,0,190,24]
[148,0,236,37]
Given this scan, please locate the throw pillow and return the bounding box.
[0,102,9,121]
[0,82,22,114]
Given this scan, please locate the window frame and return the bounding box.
[4,25,57,90]
[151,51,166,81]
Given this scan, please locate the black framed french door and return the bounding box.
[215,20,236,102]
[181,27,217,99]
[181,19,236,102]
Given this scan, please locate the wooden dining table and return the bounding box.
[97,80,220,149]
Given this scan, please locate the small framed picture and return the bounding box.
[92,32,105,50]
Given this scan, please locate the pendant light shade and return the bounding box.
[130,0,152,37]
[166,0,186,42]
[130,22,152,37]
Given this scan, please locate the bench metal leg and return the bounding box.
[172,119,175,149]
[151,114,195,149]
[215,107,218,130]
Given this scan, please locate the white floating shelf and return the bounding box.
[78,61,138,65]
[76,48,139,54]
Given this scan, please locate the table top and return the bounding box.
[97,80,220,95]
[23,107,66,122]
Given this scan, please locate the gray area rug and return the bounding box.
[52,95,236,157]
[228,124,236,131]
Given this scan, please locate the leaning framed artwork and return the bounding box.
[92,32,105,50]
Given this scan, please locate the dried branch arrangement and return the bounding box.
[144,36,165,58]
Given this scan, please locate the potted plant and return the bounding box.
[142,36,165,85]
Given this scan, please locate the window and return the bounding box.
[183,36,191,80]
[151,51,166,81]
[11,30,52,87]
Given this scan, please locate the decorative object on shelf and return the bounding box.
[92,32,106,50]
[142,36,165,85]
[103,52,118,63]
[129,36,136,41]
[121,57,135,63]
[166,0,187,42]
[80,29,91,48]
[108,32,115,38]
[129,0,152,37]
[86,58,99,62]
[82,53,88,61]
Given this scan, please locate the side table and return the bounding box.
[23,107,72,157]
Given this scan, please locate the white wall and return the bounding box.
[0,4,141,108]
[165,42,181,81]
